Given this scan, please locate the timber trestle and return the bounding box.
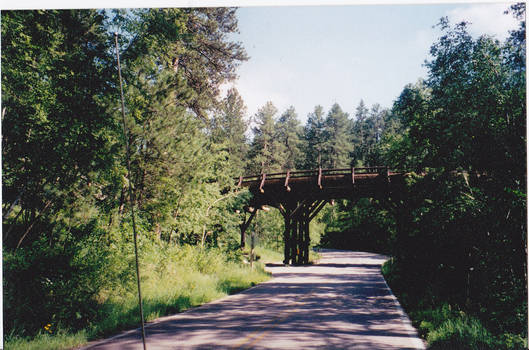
[237,167,404,265]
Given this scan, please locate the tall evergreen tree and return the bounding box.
[247,102,283,174]
[2,10,118,249]
[113,8,248,238]
[211,88,249,176]
[323,103,352,168]
[276,106,303,171]
[303,105,327,169]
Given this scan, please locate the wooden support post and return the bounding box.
[291,217,298,265]
[303,211,310,264]
[283,209,291,265]
[259,173,266,193]
[284,170,291,192]
[296,218,303,265]
[298,210,303,265]
[352,167,355,184]
[240,210,257,248]
[309,200,328,221]
[318,167,322,189]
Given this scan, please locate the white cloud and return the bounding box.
[447,4,520,41]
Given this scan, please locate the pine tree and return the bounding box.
[1,10,118,249]
[276,106,303,171]
[351,99,369,165]
[211,88,249,176]
[112,8,248,238]
[247,102,283,174]
[303,105,327,169]
[323,103,352,168]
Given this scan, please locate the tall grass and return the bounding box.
[5,243,271,350]
[5,331,88,350]
[382,260,527,350]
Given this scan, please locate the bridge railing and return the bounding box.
[237,166,390,187]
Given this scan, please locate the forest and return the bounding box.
[1,5,526,349]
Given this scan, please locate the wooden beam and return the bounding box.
[308,199,322,213]
[291,198,311,219]
[291,217,298,265]
[303,211,310,265]
[284,170,291,192]
[309,200,328,221]
[259,173,266,193]
[283,209,291,264]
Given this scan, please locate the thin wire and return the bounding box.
[114,32,147,350]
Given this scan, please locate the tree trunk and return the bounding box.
[16,200,52,249]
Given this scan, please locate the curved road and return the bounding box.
[81,250,425,350]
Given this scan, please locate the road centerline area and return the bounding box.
[82,250,425,350]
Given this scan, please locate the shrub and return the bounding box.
[427,316,496,350]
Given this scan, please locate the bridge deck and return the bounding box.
[236,167,406,265]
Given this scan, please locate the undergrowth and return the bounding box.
[382,259,527,350]
[5,242,271,350]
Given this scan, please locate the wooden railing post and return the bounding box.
[259,173,266,193]
[284,170,291,192]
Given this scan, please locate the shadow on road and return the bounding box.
[83,250,424,350]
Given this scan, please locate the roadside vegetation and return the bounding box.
[2,4,525,350]
[5,242,271,349]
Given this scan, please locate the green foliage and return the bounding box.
[320,198,394,254]
[247,101,284,174]
[5,330,88,350]
[211,88,249,176]
[380,7,527,349]
[426,315,496,350]
[248,208,284,251]
[323,103,352,168]
[276,106,304,171]
[5,243,270,349]
[2,7,257,347]
[303,105,327,168]
[4,230,116,336]
[3,5,527,350]
[2,9,119,250]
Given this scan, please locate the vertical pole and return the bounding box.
[304,210,310,265]
[297,218,302,265]
[291,216,298,265]
[114,32,147,350]
[250,230,255,268]
[283,209,291,265]
[297,216,303,265]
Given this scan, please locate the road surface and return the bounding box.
[81,250,425,349]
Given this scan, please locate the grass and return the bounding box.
[4,331,88,350]
[253,245,321,265]
[5,243,271,350]
[381,259,528,350]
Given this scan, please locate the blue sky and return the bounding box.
[1,0,520,123]
[226,3,520,123]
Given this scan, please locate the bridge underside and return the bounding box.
[238,168,405,265]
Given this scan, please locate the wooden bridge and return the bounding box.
[237,167,406,265]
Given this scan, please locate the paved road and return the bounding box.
[81,250,425,350]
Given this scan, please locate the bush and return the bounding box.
[427,316,496,350]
